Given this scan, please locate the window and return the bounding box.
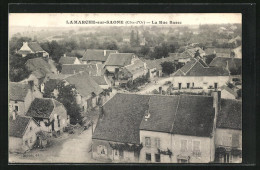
[192,82,195,87]
[57,115,60,127]
[30,127,32,131]
[181,140,188,152]
[155,138,160,148]
[155,154,160,162]
[187,83,190,89]
[222,135,232,146]
[178,83,182,89]
[98,145,107,155]
[119,150,124,157]
[146,153,151,161]
[145,137,151,147]
[15,106,18,111]
[193,141,200,152]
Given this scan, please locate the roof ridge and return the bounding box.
[170,95,181,133]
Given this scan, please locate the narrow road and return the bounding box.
[137,77,173,94]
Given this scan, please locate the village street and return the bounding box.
[137,76,173,94]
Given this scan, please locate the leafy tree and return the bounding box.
[150,43,169,59]
[56,82,82,124]
[103,41,118,50]
[40,41,66,63]
[138,45,150,57]
[161,61,175,75]
[9,54,34,82]
[130,30,135,47]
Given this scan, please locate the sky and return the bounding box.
[9,13,242,27]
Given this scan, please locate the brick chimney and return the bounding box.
[212,90,221,129]
[159,87,162,95]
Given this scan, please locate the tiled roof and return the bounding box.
[139,95,180,133]
[220,85,238,97]
[26,98,56,118]
[171,95,215,137]
[205,48,232,55]
[105,53,134,67]
[61,64,99,75]
[59,57,78,65]
[71,49,86,57]
[209,57,242,72]
[25,58,52,73]
[93,93,216,144]
[90,76,108,85]
[174,58,229,76]
[217,99,242,130]
[82,49,118,62]
[93,93,150,144]
[9,115,36,138]
[28,42,44,52]
[185,47,205,57]
[143,55,182,70]
[9,82,30,101]
[44,79,62,93]
[65,71,103,98]
[124,59,146,75]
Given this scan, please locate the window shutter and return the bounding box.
[232,134,239,148]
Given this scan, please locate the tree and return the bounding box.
[150,43,169,59]
[138,45,150,57]
[40,41,66,63]
[136,31,140,46]
[161,61,175,75]
[9,54,34,82]
[56,82,82,124]
[103,41,118,50]
[130,30,135,47]
[9,36,32,55]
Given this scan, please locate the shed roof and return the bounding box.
[82,49,118,62]
[105,53,134,67]
[217,99,242,130]
[9,82,30,101]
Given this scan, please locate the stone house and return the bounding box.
[215,99,242,163]
[9,82,35,116]
[82,49,118,64]
[92,94,150,162]
[17,42,49,58]
[26,98,69,135]
[139,95,216,163]
[9,114,40,153]
[59,54,81,65]
[64,71,104,112]
[172,58,230,92]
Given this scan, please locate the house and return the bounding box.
[65,71,104,112]
[18,42,49,58]
[61,64,102,76]
[118,58,148,83]
[139,94,216,163]
[204,48,233,58]
[9,114,40,153]
[184,47,206,58]
[70,49,86,58]
[59,54,81,65]
[9,82,35,116]
[82,49,118,64]
[168,53,191,64]
[26,98,69,135]
[25,57,54,92]
[215,99,242,163]
[209,57,242,75]
[219,85,238,99]
[172,58,230,92]
[92,92,221,163]
[92,94,150,162]
[104,53,137,74]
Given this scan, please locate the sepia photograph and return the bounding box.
[8,12,243,164]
